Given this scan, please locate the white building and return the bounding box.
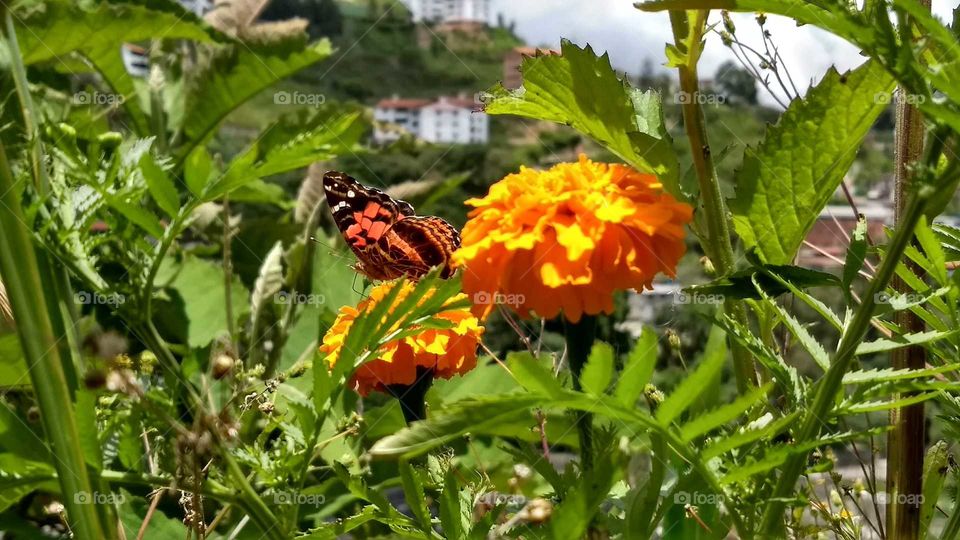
[407,0,490,24]
[374,96,488,145]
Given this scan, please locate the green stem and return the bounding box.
[758,169,936,536]
[0,143,105,539]
[668,10,757,393]
[564,314,597,471]
[219,444,285,540]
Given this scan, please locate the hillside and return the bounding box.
[264,0,523,102]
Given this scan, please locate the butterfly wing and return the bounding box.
[377,216,461,279]
[323,169,413,250]
[323,171,459,281]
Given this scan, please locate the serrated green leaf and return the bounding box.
[580,342,614,395]
[507,352,564,398]
[916,216,948,285]
[615,327,658,406]
[921,440,949,537]
[439,467,468,540]
[679,384,771,442]
[753,275,829,371]
[843,216,868,290]
[139,152,180,218]
[730,59,895,264]
[180,39,332,157]
[856,330,959,356]
[842,364,960,385]
[481,40,680,197]
[657,325,726,424]
[399,460,434,537]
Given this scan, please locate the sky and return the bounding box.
[488,0,958,107]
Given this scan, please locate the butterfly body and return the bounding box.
[323,171,460,281]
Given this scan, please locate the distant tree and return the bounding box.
[715,60,758,105]
[260,0,343,38]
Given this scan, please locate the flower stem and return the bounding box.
[564,314,597,471]
[668,10,757,393]
[387,366,435,424]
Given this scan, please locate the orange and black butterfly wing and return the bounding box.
[322,171,414,277]
[378,216,461,280]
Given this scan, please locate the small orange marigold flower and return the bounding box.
[319,280,484,396]
[453,155,693,322]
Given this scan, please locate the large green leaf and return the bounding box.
[729,59,895,264]
[156,255,250,348]
[209,108,365,199]
[179,39,333,156]
[15,0,220,134]
[481,40,680,196]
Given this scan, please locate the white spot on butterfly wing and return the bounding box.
[347,190,355,198]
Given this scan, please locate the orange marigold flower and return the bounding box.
[319,280,484,396]
[453,155,693,322]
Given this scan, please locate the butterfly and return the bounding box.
[322,171,461,281]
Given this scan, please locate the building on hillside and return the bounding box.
[373,95,488,144]
[797,202,893,269]
[408,0,490,24]
[503,47,559,89]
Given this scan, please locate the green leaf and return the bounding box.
[842,216,868,290]
[299,506,380,539]
[439,468,468,540]
[656,325,726,425]
[184,147,213,197]
[74,389,101,470]
[548,447,622,540]
[210,109,364,199]
[614,327,658,406]
[712,314,803,405]
[687,261,839,300]
[580,342,614,395]
[730,59,896,264]
[0,402,50,463]
[0,454,54,513]
[139,152,180,218]
[842,364,960,385]
[920,441,950,537]
[156,255,249,347]
[507,352,565,398]
[855,330,959,356]
[702,413,797,461]
[370,395,544,458]
[481,40,680,197]
[0,334,29,389]
[14,0,221,135]
[179,39,333,156]
[679,384,771,442]
[916,216,948,285]
[399,460,434,537]
[752,275,829,371]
